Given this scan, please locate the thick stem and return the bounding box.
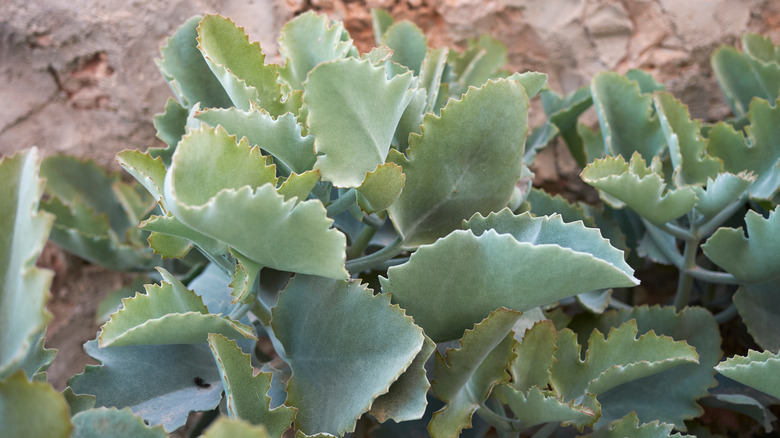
[346,224,379,260]
[674,240,698,311]
[476,403,521,435]
[714,302,739,324]
[696,195,747,237]
[685,267,740,285]
[326,188,357,218]
[641,219,684,268]
[657,221,696,241]
[346,235,405,274]
[531,423,559,438]
[251,299,273,327]
[608,296,633,310]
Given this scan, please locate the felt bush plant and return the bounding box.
[1,10,779,438]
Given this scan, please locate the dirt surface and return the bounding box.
[5,0,779,394]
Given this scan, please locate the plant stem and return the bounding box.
[198,247,234,274]
[346,235,405,274]
[714,302,739,324]
[326,188,357,218]
[228,300,254,321]
[531,423,559,438]
[685,267,740,285]
[641,219,684,268]
[346,224,379,260]
[657,221,695,241]
[476,402,522,434]
[608,296,633,310]
[251,299,272,327]
[674,240,697,311]
[362,212,386,228]
[696,195,747,237]
[376,257,410,270]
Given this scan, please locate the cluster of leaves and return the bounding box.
[1,10,779,438]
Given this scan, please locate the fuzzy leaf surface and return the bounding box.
[305,57,414,187]
[508,320,557,392]
[0,371,72,438]
[387,79,529,246]
[583,412,680,438]
[0,150,54,379]
[654,92,723,186]
[550,320,698,401]
[569,306,720,430]
[707,97,780,199]
[496,386,598,429]
[195,109,317,175]
[381,21,427,75]
[69,340,223,432]
[716,350,780,399]
[98,268,255,347]
[164,127,346,278]
[702,209,780,283]
[71,407,167,438]
[590,72,665,159]
[428,309,520,438]
[271,275,424,436]
[156,16,232,108]
[370,336,436,423]
[197,15,291,116]
[383,211,637,342]
[581,153,697,224]
[278,11,354,90]
[734,281,780,352]
[208,334,295,437]
[201,417,272,438]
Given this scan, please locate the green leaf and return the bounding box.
[194,108,316,176]
[201,417,272,438]
[381,21,427,75]
[716,350,780,399]
[742,34,780,102]
[18,330,56,381]
[707,97,780,199]
[540,86,593,166]
[428,308,520,438]
[0,371,72,438]
[41,155,132,237]
[62,387,96,416]
[371,9,394,44]
[71,407,167,438]
[507,320,557,392]
[278,170,320,203]
[141,214,229,260]
[583,412,680,438]
[69,339,224,432]
[448,35,508,97]
[711,46,769,117]
[692,172,755,219]
[156,16,232,109]
[271,275,425,436]
[700,391,777,433]
[626,69,666,93]
[0,150,54,379]
[278,11,354,91]
[420,47,449,114]
[167,125,277,207]
[197,15,294,117]
[581,153,698,224]
[392,87,427,153]
[117,150,168,205]
[550,319,698,401]
[383,211,636,342]
[569,306,720,430]
[387,79,529,246]
[590,72,665,159]
[304,57,414,187]
[507,71,548,98]
[98,268,255,347]
[495,386,598,430]
[702,209,780,283]
[356,163,405,213]
[370,336,436,423]
[654,92,723,186]
[208,334,295,437]
[153,98,188,151]
[734,281,780,352]
[96,276,147,322]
